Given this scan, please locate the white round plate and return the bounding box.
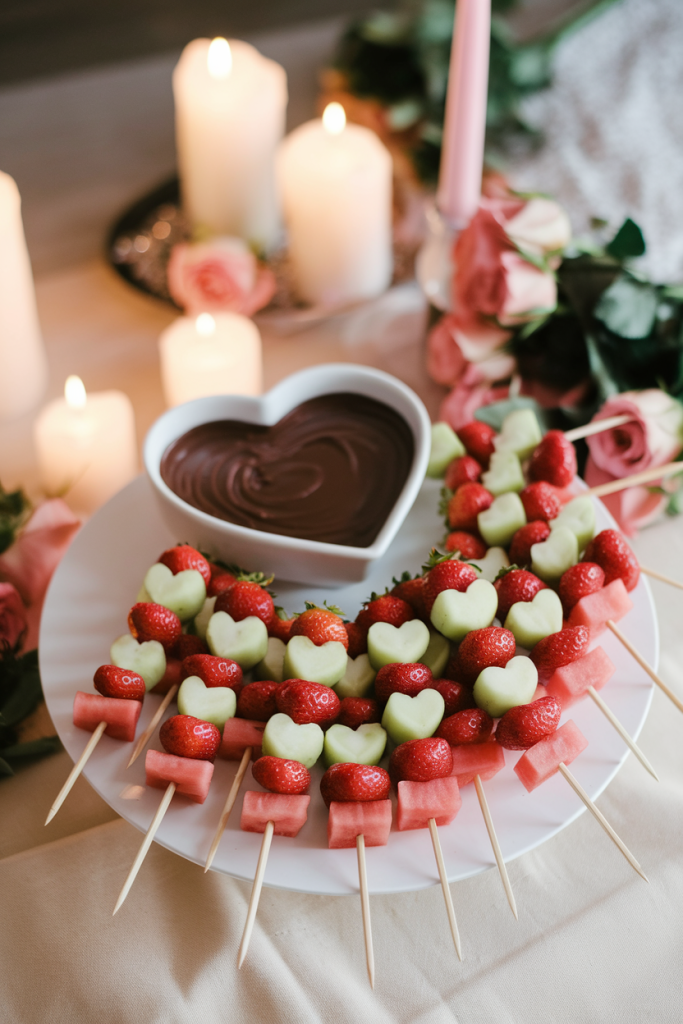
[40,474,656,895]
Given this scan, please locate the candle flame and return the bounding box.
[322,102,346,135]
[65,375,86,409]
[208,37,232,79]
[196,313,216,336]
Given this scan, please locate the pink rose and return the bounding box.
[504,197,572,256]
[167,238,276,316]
[427,313,512,387]
[439,363,510,431]
[0,582,27,651]
[0,499,80,606]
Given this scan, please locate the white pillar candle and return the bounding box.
[173,38,287,253]
[159,312,262,407]
[0,171,49,420]
[277,103,393,307]
[34,377,138,516]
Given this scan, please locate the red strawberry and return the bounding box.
[494,569,548,623]
[207,568,237,598]
[495,695,561,750]
[445,454,482,491]
[530,625,590,683]
[509,521,551,567]
[444,531,487,559]
[390,573,427,619]
[268,612,295,643]
[289,607,349,650]
[215,580,274,625]
[276,679,340,727]
[128,602,182,651]
[429,679,476,716]
[559,561,605,615]
[159,714,221,761]
[457,420,496,468]
[170,634,209,660]
[388,737,453,784]
[158,545,211,587]
[447,482,494,532]
[337,697,382,729]
[344,621,368,659]
[435,708,494,745]
[320,763,391,806]
[374,662,433,703]
[457,627,516,686]
[423,558,479,616]
[519,481,562,523]
[442,650,464,682]
[583,529,640,592]
[356,594,414,631]
[528,430,577,488]
[181,653,243,692]
[237,680,278,721]
[252,756,310,794]
[93,664,146,700]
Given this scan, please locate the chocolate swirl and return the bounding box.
[160,393,414,547]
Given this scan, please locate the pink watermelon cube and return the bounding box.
[397,776,462,831]
[221,718,265,760]
[514,719,588,792]
[449,741,505,787]
[145,748,214,802]
[151,657,182,695]
[241,790,310,837]
[328,800,392,849]
[546,646,616,708]
[568,578,633,639]
[73,691,142,742]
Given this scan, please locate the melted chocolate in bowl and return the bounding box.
[160,393,415,548]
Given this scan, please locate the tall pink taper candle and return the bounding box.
[437,0,491,227]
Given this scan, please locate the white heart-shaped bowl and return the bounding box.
[144,364,431,586]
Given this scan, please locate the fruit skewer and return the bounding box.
[204,744,253,872]
[126,685,179,767]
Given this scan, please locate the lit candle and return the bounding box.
[158,312,262,407]
[0,171,49,420]
[277,103,393,307]
[34,377,138,515]
[437,0,491,226]
[173,37,287,252]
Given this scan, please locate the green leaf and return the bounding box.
[0,736,62,759]
[0,757,13,777]
[0,654,42,728]
[605,218,646,260]
[594,274,658,339]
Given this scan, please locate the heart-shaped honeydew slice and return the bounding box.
[427,422,465,478]
[550,495,596,552]
[493,408,543,460]
[177,675,236,729]
[367,619,430,671]
[324,723,387,767]
[261,712,324,768]
[531,525,579,583]
[430,579,498,643]
[467,546,509,583]
[482,451,525,496]
[282,636,347,687]
[144,563,207,622]
[254,637,286,682]
[382,688,445,745]
[478,492,527,548]
[473,655,538,718]
[420,629,450,677]
[504,588,563,648]
[206,610,268,669]
[333,654,376,699]
[110,634,166,691]
[194,596,216,640]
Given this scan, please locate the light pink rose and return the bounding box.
[439,363,510,431]
[0,582,27,650]
[584,457,667,538]
[0,499,80,606]
[167,238,276,316]
[504,197,572,256]
[497,252,557,325]
[427,313,512,388]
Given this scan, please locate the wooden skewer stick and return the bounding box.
[557,763,647,882]
[428,817,463,959]
[473,774,518,921]
[356,833,375,988]
[585,460,683,498]
[607,619,683,715]
[45,720,107,825]
[238,820,274,969]
[564,414,634,442]
[587,686,659,781]
[204,746,253,872]
[127,685,179,768]
[113,781,176,915]
[639,566,683,593]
